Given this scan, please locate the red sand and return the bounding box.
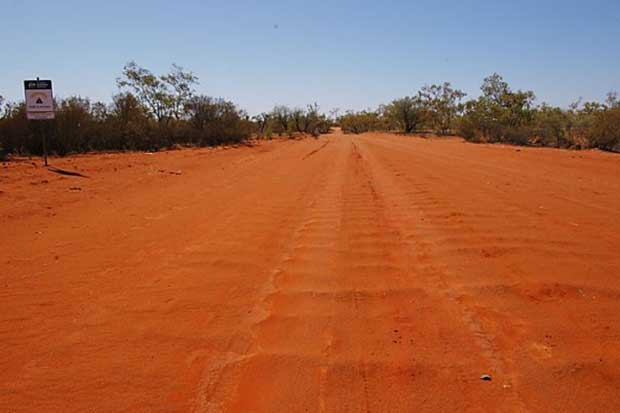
[2,131,620,412]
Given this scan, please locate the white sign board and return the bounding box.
[24,79,55,120]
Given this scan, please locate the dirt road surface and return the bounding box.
[2,132,620,412]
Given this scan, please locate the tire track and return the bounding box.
[353,133,620,411]
[193,136,348,412]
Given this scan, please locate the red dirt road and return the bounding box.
[2,132,620,412]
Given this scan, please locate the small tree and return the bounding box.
[605,92,620,109]
[252,113,270,137]
[117,61,173,124]
[565,99,605,148]
[111,92,149,126]
[459,73,535,144]
[291,107,306,133]
[160,64,198,120]
[271,105,291,136]
[385,96,424,133]
[419,82,466,134]
[304,103,327,136]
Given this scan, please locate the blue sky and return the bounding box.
[1,0,619,114]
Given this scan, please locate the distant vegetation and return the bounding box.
[0,62,333,157]
[253,103,332,140]
[339,74,620,152]
[1,70,619,157]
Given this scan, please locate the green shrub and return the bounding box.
[588,108,620,152]
[340,111,384,134]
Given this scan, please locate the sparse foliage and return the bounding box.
[260,104,331,138]
[419,82,466,134]
[1,70,619,156]
[0,62,251,155]
[605,92,620,109]
[117,62,173,123]
[162,64,199,120]
[458,73,536,144]
[252,113,270,136]
[339,110,385,134]
[271,105,292,136]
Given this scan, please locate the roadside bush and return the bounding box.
[502,126,531,146]
[333,74,619,153]
[291,103,332,136]
[270,105,291,136]
[340,110,384,134]
[187,96,252,146]
[0,63,254,156]
[588,108,620,152]
[53,97,96,155]
[0,103,34,154]
[532,105,568,148]
[2,68,619,155]
[456,116,478,142]
[260,104,332,138]
[458,74,536,144]
[419,83,466,135]
[384,97,425,133]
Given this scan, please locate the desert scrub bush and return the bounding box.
[456,116,479,142]
[259,104,331,138]
[252,113,270,138]
[186,96,251,146]
[588,108,620,152]
[384,97,425,133]
[532,104,568,148]
[0,62,254,156]
[270,105,291,136]
[455,74,536,145]
[502,126,532,146]
[339,110,384,134]
[419,82,466,135]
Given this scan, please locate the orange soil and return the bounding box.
[1,132,620,412]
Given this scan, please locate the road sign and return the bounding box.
[24,79,54,165]
[24,79,55,120]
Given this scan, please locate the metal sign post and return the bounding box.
[24,78,55,166]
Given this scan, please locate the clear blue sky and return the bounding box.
[1,0,619,115]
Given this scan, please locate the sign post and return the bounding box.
[24,78,55,166]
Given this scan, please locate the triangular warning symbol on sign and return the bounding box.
[36,98,44,104]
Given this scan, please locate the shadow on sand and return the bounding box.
[47,166,89,178]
